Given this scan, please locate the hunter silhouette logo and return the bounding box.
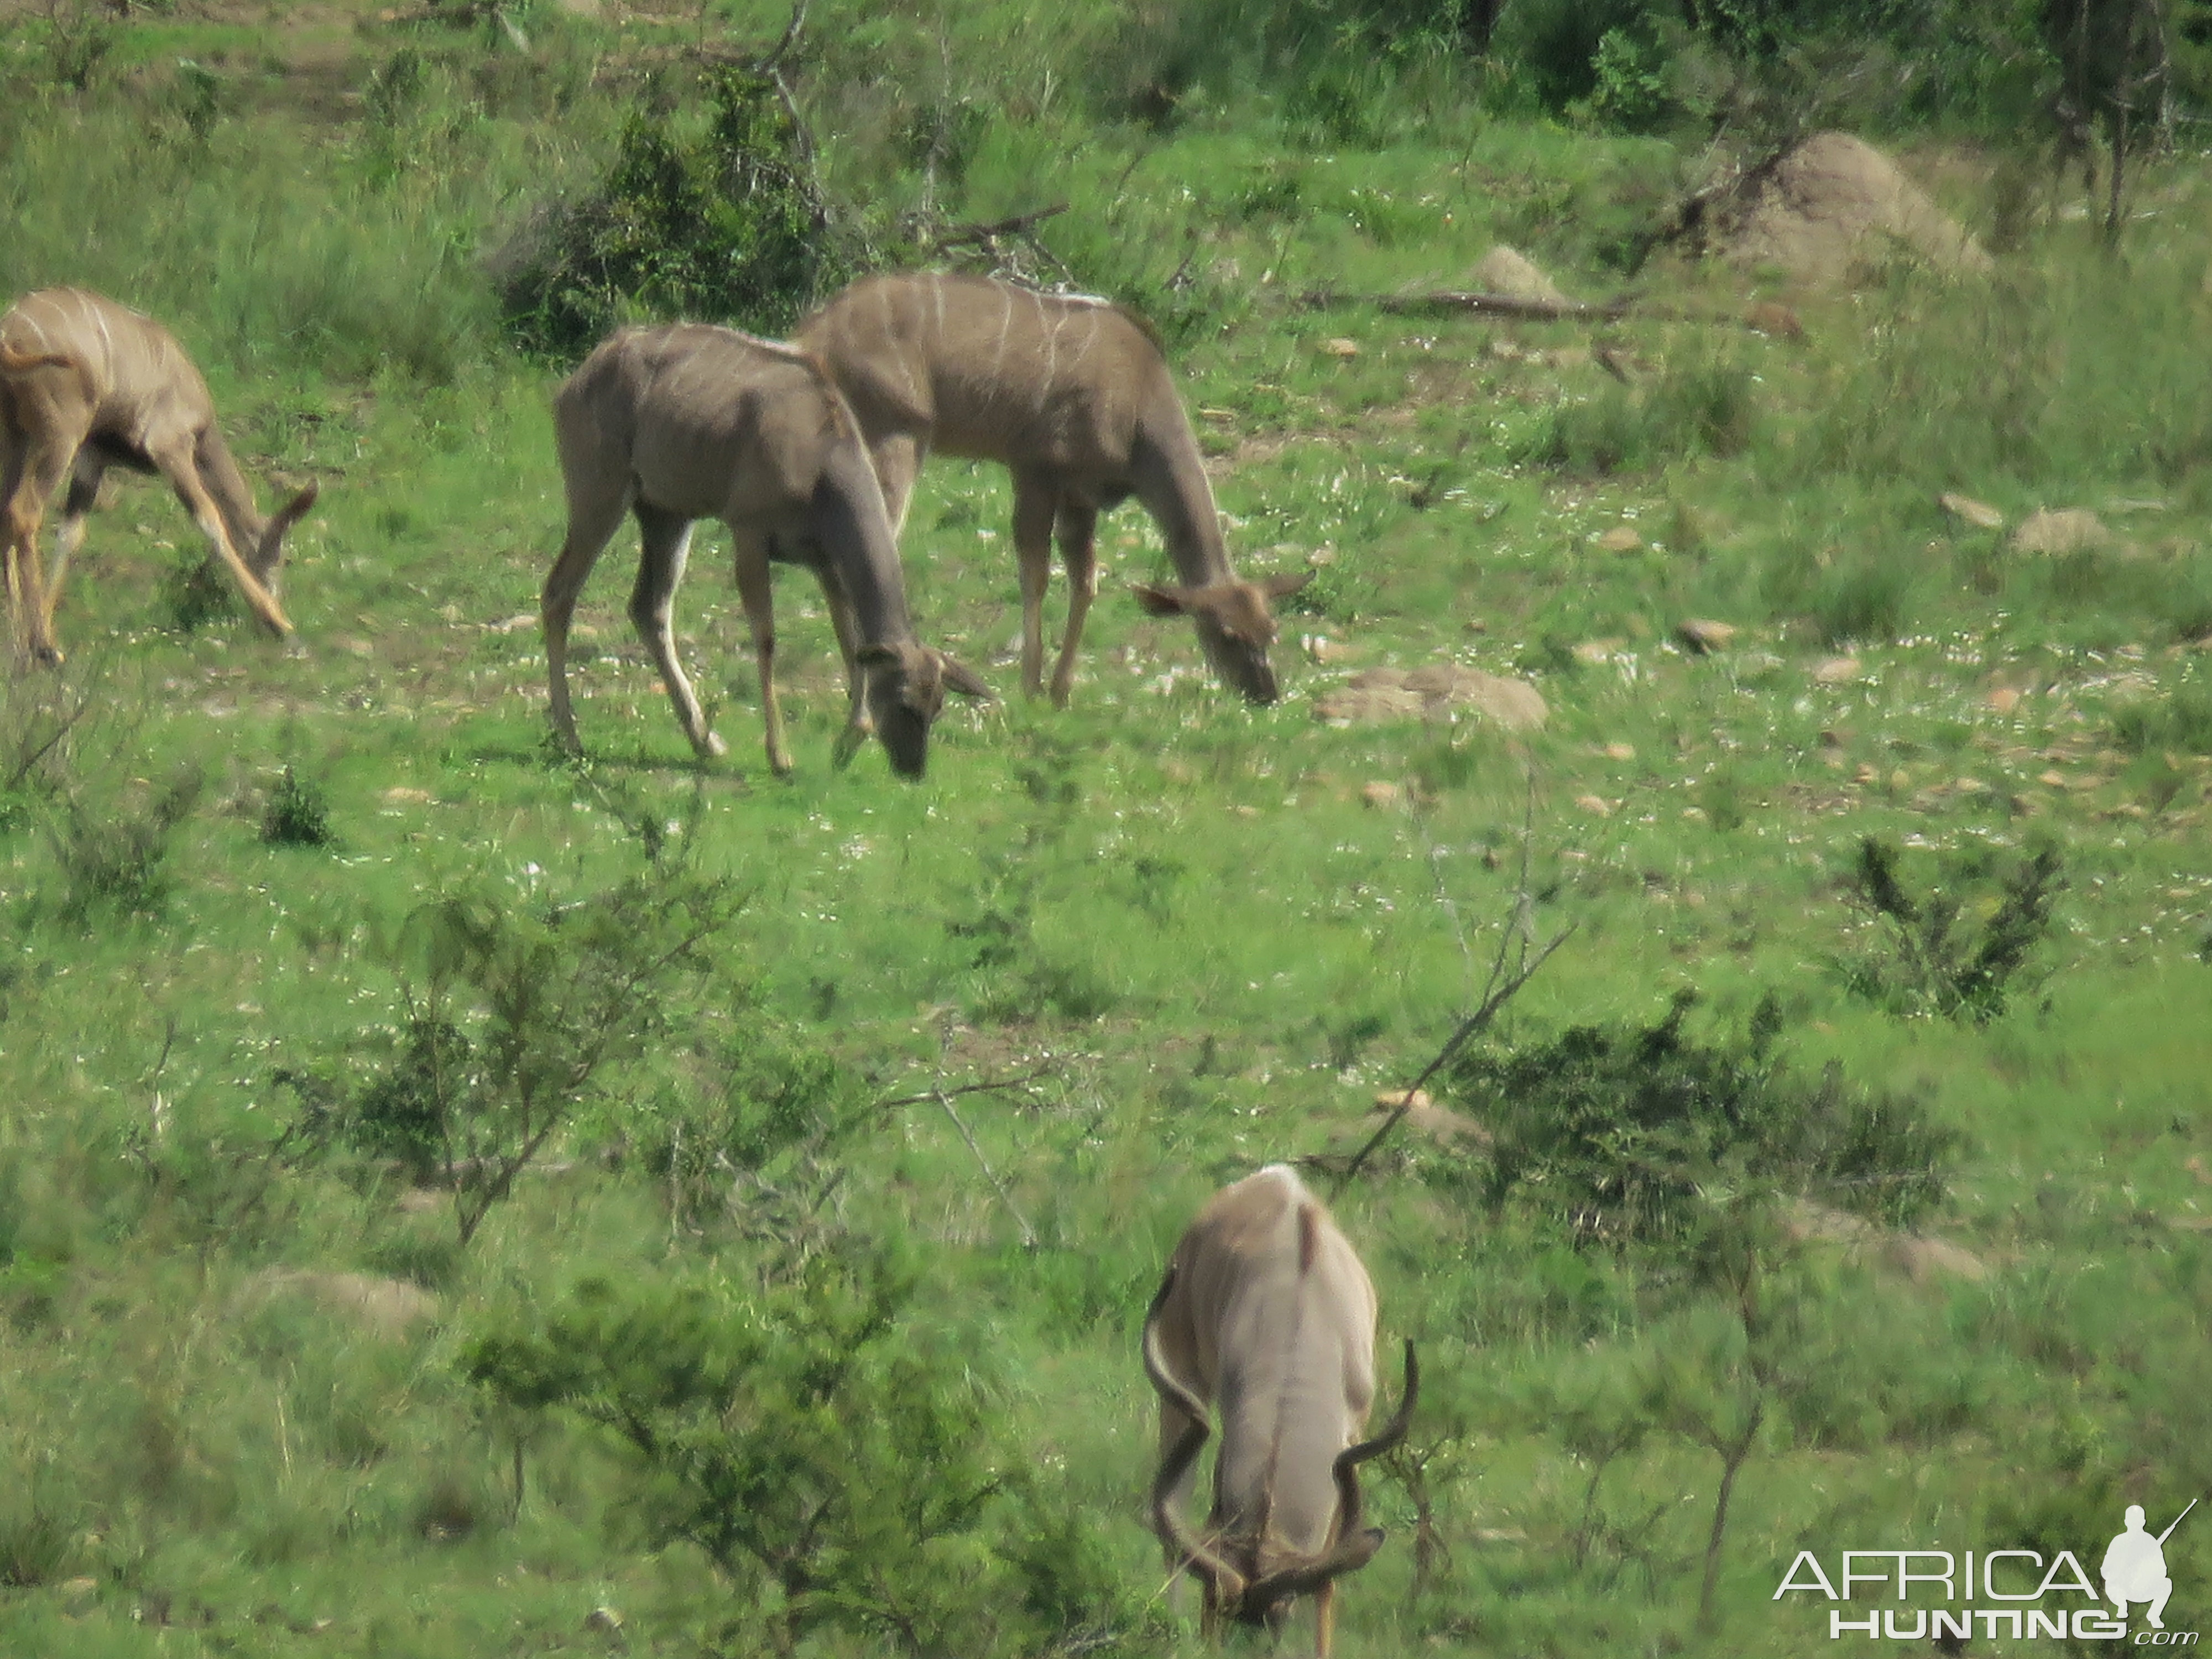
[1774,1494,2200,1642]
[2106,1501,2193,1631]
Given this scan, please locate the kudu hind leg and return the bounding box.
[3,426,81,664]
[541,484,630,754]
[629,504,724,760]
[1047,495,1098,708]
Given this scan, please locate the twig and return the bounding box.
[932,1088,1037,1249]
[875,1066,1055,1111]
[1331,926,1574,1196]
[931,202,1071,249]
[1332,774,1568,1196]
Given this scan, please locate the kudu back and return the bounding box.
[796,272,1308,708]
[541,324,985,779]
[1142,1164,1417,1657]
[1,288,315,664]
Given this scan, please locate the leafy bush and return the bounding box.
[632,1019,868,1250]
[494,69,849,360]
[1447,992,1961,1241]
[292,844,744,1241]
[45,766,204,921]
[2112,679,2212,757]
[463,1245,1092,1656]
[260,766,334,848]
[1837,835,2065,1023]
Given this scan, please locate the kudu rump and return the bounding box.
[1,288,316,663]
[1143,1165,1418,1656]
[796,272,1310,708]
[541,324,986,778]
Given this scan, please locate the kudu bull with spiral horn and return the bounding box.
[2,288,315,664]
[1142,1164,1418,1657]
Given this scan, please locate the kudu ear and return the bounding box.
[1260,569,1315,601]
[935,653,993,700]
[1131,582,1194,619]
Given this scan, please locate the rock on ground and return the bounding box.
[2011,507,2111,555]
[1708,132,1992,287]
[1313,664,1547,732]
[1470,245,1569,305]
[241,1269,440,1340]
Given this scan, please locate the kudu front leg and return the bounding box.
[38,455,103,640]
[4,440,76,665]
[154,440,291,638]
[818,564,872,770]
[732,530,791,777]
[1010,469,1058,700]
[1047,495,1098,708]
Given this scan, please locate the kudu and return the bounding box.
[795,272,1310,708]
[541,323,987,779]
[1142,1165,1417,1657]
[1,288,315,664]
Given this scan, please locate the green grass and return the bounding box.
[3,3,2212,1654]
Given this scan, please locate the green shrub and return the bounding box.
[260,766,335,848]
[45,766,204,921]
[1447,992,1961,1241]
[2111,679,2212,757]
[494,69,849,360]
[1837,836,2066,1023]
[463,1244,1088,1656]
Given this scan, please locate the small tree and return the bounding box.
[2042,0,2169,242]
[463,1248,1023,1656]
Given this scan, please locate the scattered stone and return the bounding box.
[1313,665,1547,732]
[1889,767,1911,791]
[1595,526,1643,555]
[1462,617,1489,634]
[489,613,539,634]
[2011,507,2111,555]
[1938,492,2006,531]
[1675,618,1737,654]
[1705,131,1992,286]
[1854,763,1880,785]
[1369,1089,1491,1147]
[1574,793,1614,816]
[2188,1154,2210,1186]
[1571,639,1623,666]
[1987,686,2021,714]
[2038,770,2069,789]
[1603,742,1636,761]
[1744,300,1806,340]
[585,1605,624,1634]
[1812,655,1861,685]
[1882,1233,1989,1285]
[381,786,432,805]
[1321,337,1360,358]
[1470,245,1569,305]
[1360,781,1407,811]
[241,1269,439,1341]
[59,1577,98,1608]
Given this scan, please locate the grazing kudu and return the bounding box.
[1142,1164,1418,1657]
[541,323,987,779]
[795,272,1310,708]
[1,288,315,664]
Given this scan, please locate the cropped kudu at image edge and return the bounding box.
[1143,1164,1418,1658]
[541,324,987,779]
[1,288,316,665]
[797,272,1311,708]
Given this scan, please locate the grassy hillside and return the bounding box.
[3,3,2210,1655]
